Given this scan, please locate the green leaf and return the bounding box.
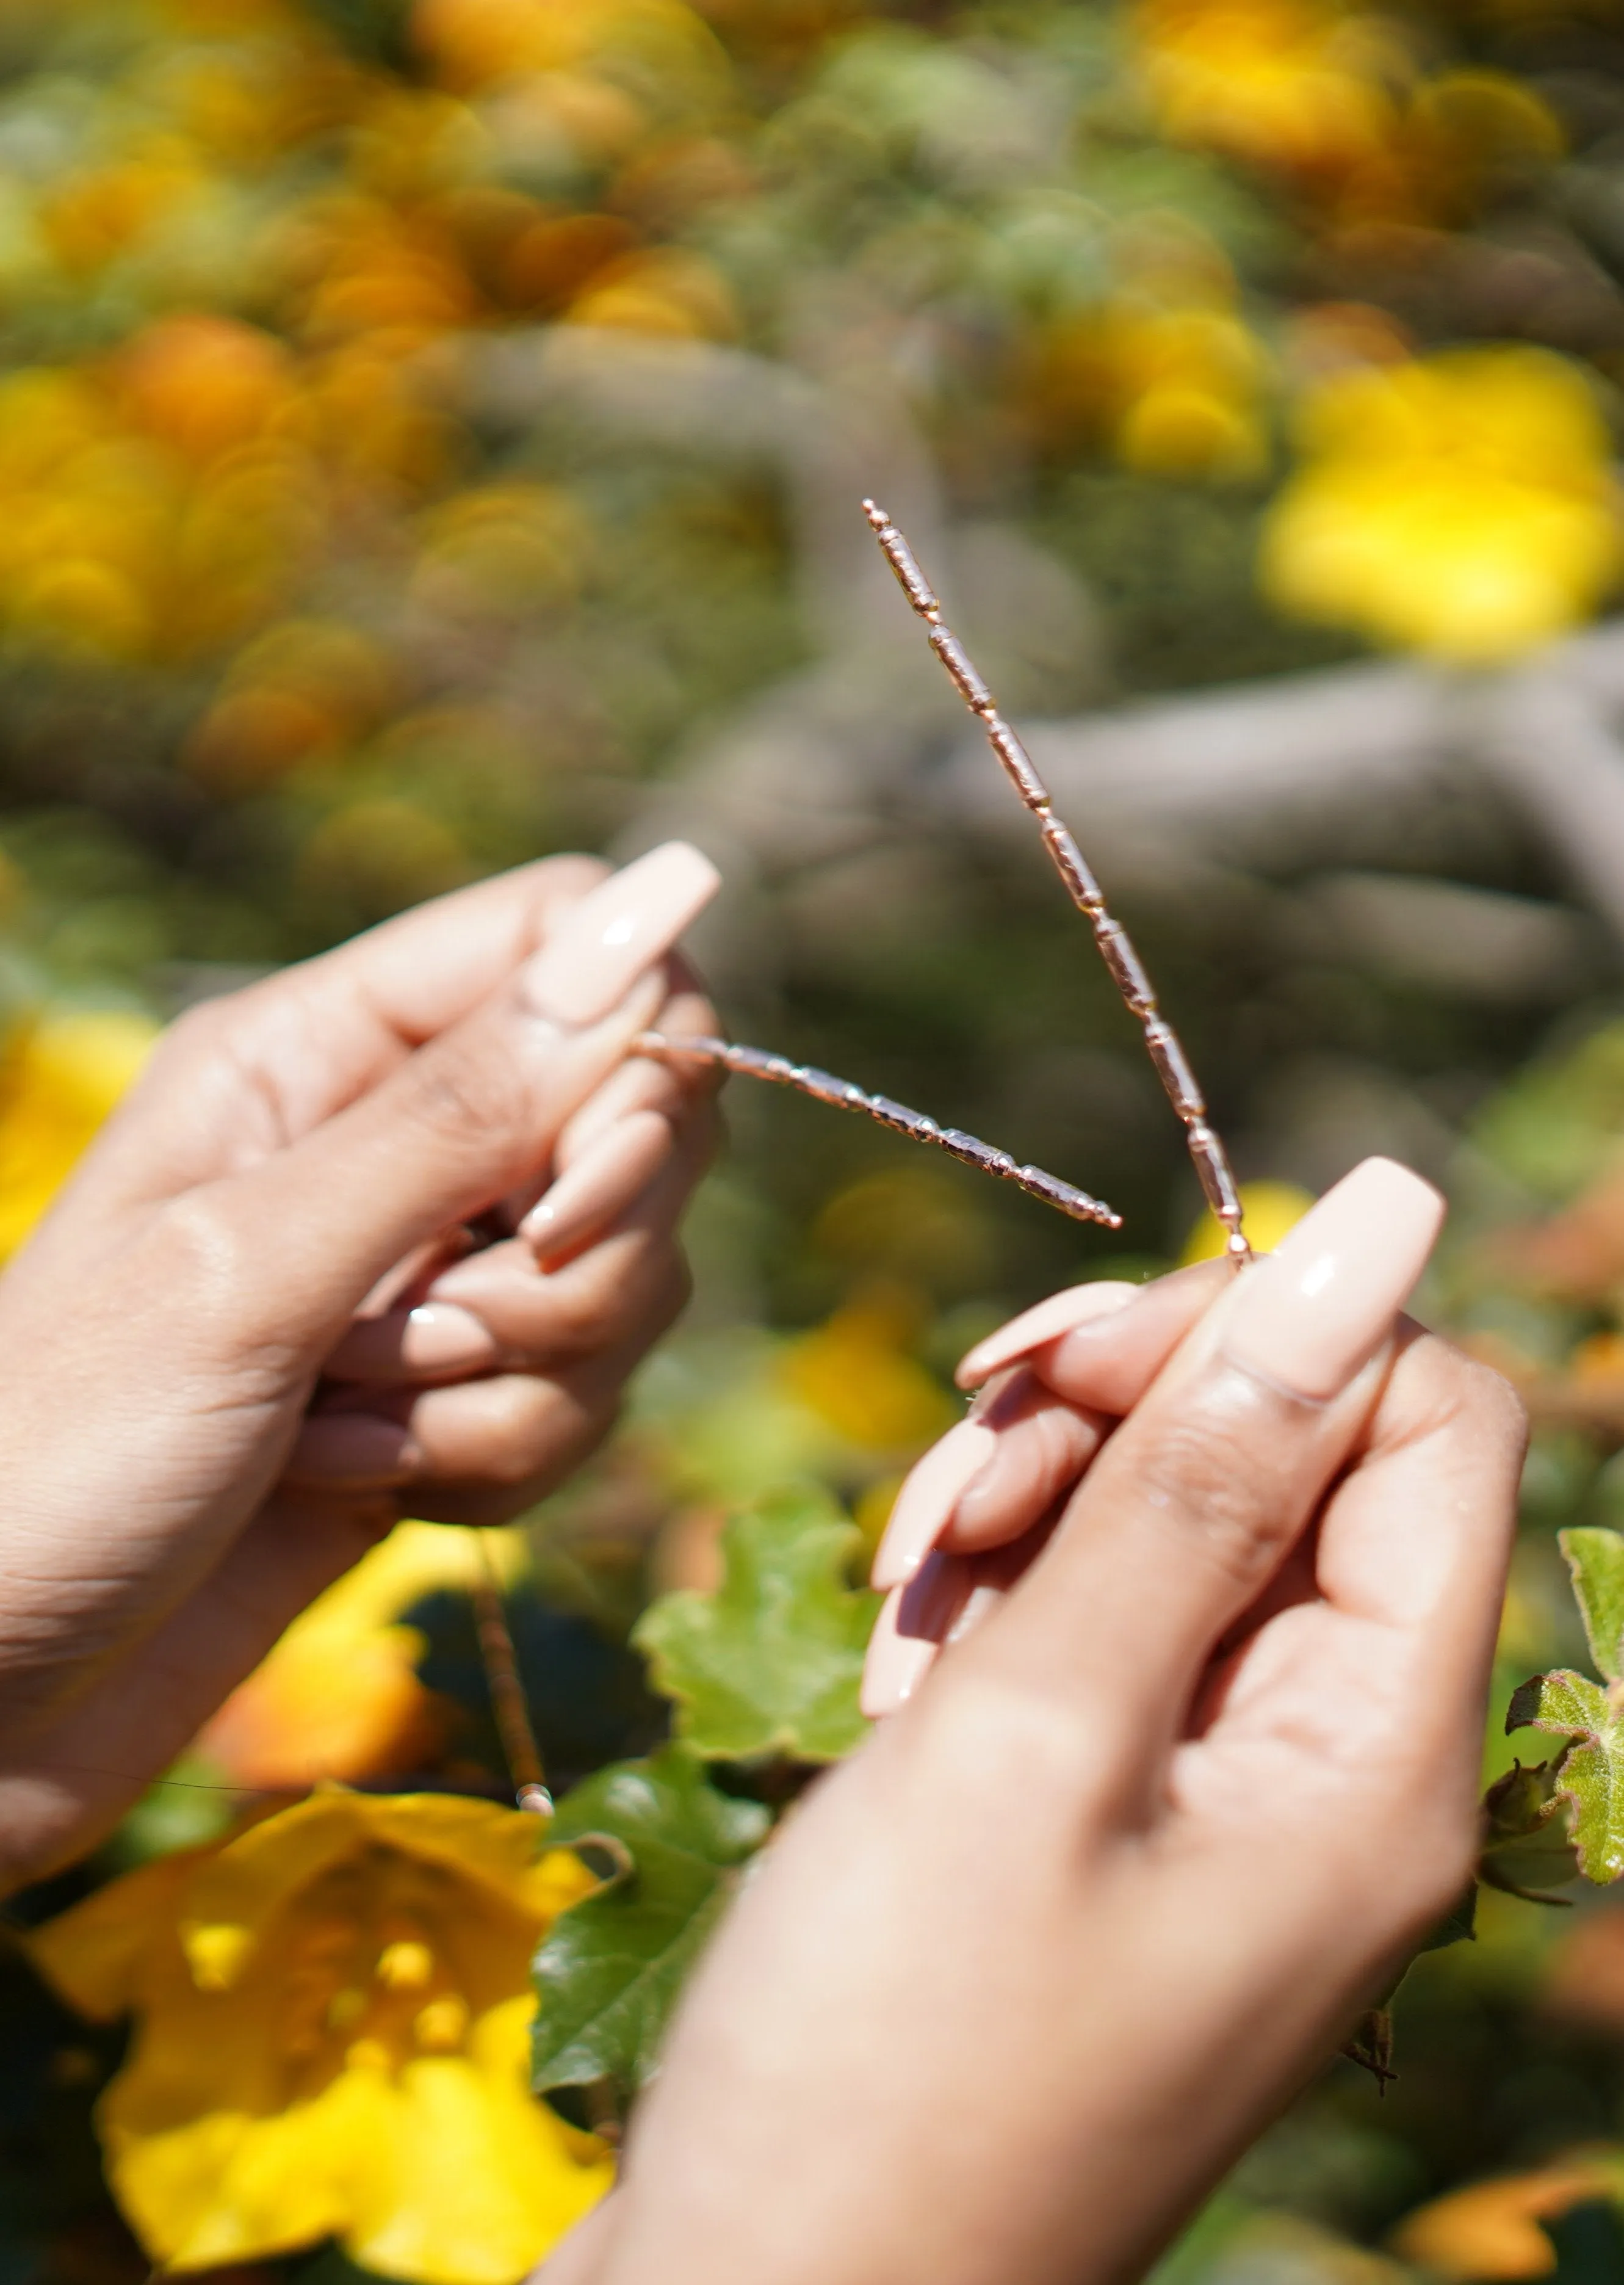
[632,1485,881,1762]
[1561,1527,1624,1682]
[531,1745,770,2101]
[1506,1671,1624,1881]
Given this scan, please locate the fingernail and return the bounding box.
[521,1109,673,1261]
[1222,1157,1444,1403]
[327,1300,498,1380]
[956,1280,1138,1388]
[287,1414,422,1485]
[521,843,720,1027]
[403,1302,496,1371]
[861,1583,938,1718]
[871,1416,998,1590]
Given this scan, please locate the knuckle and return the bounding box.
[161,997,228,1062]
[154,1187,251,1302]
[403,1040,534,1156]
[1135,1394,1293,1590]
[148,1191,296,1384]
[464,1378,560,1485]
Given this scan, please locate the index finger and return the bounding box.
[107,856,612,1188]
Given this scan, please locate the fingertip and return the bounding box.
[955,1280,1139,1388]
[521,1109,674,1263]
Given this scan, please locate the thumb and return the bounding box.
[225,841,719,1345]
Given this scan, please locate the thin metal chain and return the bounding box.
[862,499,1249,1264]
[631,1032,1120,1228]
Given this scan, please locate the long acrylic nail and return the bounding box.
[871,1416,998,1590]
[1221,1156,1443,1403]
[521,1110,674,1261]
[328,1301,499,1380]
[861,1552,972,1717]
[956,1280,1138,1389]
[521,842,720,1028]
[861,1588,936,1718]
[287,1414,422,1485]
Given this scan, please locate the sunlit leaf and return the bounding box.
[531,1746,770,2102]
[1559,1526,1624,1682]
[1506,1669,1624,1881]
[632,1485,881,1763]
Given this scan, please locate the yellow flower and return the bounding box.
[1181,1178,1316,1264]
[0,1009,158,1261]
[1390,2157,1623,2278]
[1261,347,1623,660]
[1133,0,1404,175]
[777,1286,957,1457]
[563,248,738,340]
[29,1791,612,2284]
[1014,260,1269,479]
[197,1523,525,1791]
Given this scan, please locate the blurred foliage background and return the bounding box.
[15,0,1624,2278]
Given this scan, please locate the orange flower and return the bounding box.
[197,1524,524,1790]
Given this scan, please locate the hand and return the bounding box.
[0,842,720,1887]
[586,1157,1526,2285]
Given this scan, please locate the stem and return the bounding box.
[471,1532,552,1818]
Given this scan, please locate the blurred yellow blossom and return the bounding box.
[1133,0,1560,228]
[1181,1178,1315,1262]
[1390,2158,1623,2277]
[197,1524,526,1791]
[1017,285,1269,477]
[778,1286,957,1457]
[31,1790,611,2283]
[565,247,739,338]
[1261,347,1623,659]
[186,617,397,790]
[1133,0,1404,175]
[0,1009,157,1261]
[412,0,730,109]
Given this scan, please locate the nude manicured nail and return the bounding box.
[956,1280,1138,1389]
[403,1302,496,1371]
[521,1110,674,1260]
[1221,1156,1444,1403]
[521,843,720,1027]
[328,1300,497,1380]
[871,1417,999,1590]
[861,1587,937,1717]
[862,1552,977,1714]
[289,1414,422,1485]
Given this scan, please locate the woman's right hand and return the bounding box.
[0,843,721,1889]
[580,1157,1526,2285]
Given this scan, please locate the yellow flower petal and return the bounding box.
[1182,1179,1317,1264]
[1263,347,1623,660]
[32,1793,612,2283]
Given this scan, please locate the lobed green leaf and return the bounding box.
[1559,1527,1624,1684]
[1506,1670,1624,1882]
[632,1483,881,1763]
